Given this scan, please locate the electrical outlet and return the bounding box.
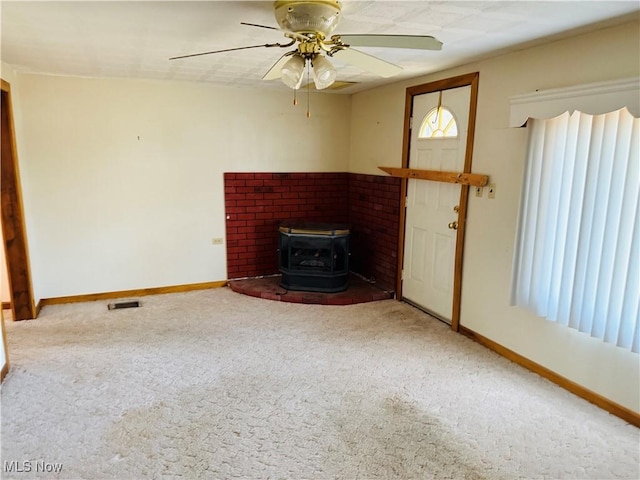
[488,183,496,199]
[475,186,483,198]
[211,238,224,245]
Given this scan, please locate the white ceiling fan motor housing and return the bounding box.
[274,0,342,37]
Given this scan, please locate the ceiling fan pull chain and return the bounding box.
[306,60,311,118]
[293,88,298,106]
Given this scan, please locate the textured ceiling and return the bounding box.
[1,1,638,94]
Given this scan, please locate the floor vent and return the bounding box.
[107,300,141,310]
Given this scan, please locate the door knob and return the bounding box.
[448,221,458,230]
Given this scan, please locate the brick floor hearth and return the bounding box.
[228,274,394,305]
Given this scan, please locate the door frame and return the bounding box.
[1,79,36,321]
[397,72,479,332]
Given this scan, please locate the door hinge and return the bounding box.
[401,269,405,280]
[409,117,413,130]
[405,196,409,208]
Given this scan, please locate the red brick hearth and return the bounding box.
[228,274,393,305]
[224,172,401,298]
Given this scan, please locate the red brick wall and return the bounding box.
[224,172,401,291]
[224,173,349,279]
[348,174,401,291]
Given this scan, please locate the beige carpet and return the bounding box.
[1,287,638,479]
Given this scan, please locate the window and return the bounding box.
[419,107,458,138]
[511,108,639,353]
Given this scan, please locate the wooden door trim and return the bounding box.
[1,308,9,381]
[1,79,36,320]
[396,72,480,332]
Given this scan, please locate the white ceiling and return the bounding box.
[1,1,638,94]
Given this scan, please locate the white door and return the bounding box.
[402,86,470,322]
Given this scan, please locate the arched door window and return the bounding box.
[419,107,458,138]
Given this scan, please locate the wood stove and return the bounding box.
[278,223,350,293]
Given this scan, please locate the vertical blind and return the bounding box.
[511,108,639,353]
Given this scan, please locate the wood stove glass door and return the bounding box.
[402,86,470,322]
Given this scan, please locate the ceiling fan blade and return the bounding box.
[262,52,296,80]
[170,44,269,60]
[338,34,443,51]
[240,22,280,31]
[331,47,402,78]
[169,41,293,60]
[241,21,309,42]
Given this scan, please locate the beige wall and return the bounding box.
[348,20,640,412]
[12,74,351,300]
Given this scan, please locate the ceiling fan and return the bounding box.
[169,0,443,90]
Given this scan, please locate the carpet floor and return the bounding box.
[1,287,638,479]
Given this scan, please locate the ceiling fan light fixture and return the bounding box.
[281,53,305,89]
[274,0,342,37]
[311,54,336,90]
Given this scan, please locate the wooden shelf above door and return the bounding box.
[379,166,489,187]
